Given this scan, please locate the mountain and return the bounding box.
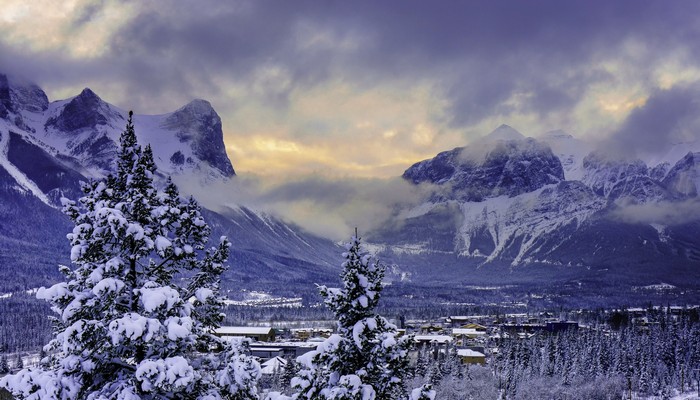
[403,127,564,201]
[0,74,340,294]
[538,130,592,181]
[17,86,235,182]
[2,71,700,302]
[370,125,700,289]
[663,152,700,197]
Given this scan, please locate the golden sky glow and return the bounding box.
[0,0,136,58]
[2,1,699,179]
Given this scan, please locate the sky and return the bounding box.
[3,1,700,238]
[2,0,700,180]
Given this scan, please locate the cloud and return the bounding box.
[4,1,700,178]
[173,173,434,240]
[598,83,700,159]
[610,198,700,225]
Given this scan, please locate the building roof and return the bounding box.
[290,328,333,332]
[457,349,485,358]
[260,356,288,374]
[215,326,273,335]
[453,328,486,336]
[246,341,318,349]
[250,347,282,352]
[414,335,453,344]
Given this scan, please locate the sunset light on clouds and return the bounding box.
[2,0,700,179]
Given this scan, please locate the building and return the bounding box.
[452,328,487,346]
[457,349,486,365]
[461,323,487,332]
[249,341,318,359]
[414,334,453,347]
[544,321,578,333]
[250,346,283,360]
[290,328,333,340]
[501,321,578,335]
[214,326,276,342]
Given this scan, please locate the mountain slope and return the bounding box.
[371,125,700,287]
[403,131,564,201]
[0,74,340,294]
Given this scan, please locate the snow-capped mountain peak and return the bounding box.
[481,124,526,142]
[403,133,564,201]
[374,123,700,279]
[538,130,592,181]
[0,74,236,184]
[45,87,125,134]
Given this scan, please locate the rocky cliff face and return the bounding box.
[0,73,49,130]
[581,152,649,198]
[162,99,235,177]
[663,152,700,197]
[46,88,123,132]
[403,134,564,201]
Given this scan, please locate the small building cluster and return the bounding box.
[212,305,700,377]
[213,314,577,373]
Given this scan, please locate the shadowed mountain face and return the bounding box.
[0,75,339,294]
[663,152,700,197]
[403,136,564,201]
[46,88,123,132]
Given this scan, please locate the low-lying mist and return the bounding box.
[174,173,435,241]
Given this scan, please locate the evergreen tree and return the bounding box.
[13,354,22,371]
[1,112,260,399]
[0,355,7,375]
[414,347,429,378]
[280,356,298,391]
[292,233,412,399]
[427,363,443,387]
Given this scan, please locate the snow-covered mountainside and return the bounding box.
[0,73,339,293]
[403,125,564,201]
[2,71,699,291]
[663,152,700,197]
[15,85,235,181]
[372,125,700,285]
[538,130,592,181]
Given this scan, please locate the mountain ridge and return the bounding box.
[1,72,699,294]
[371,125,700,285]
[0,74,340,294]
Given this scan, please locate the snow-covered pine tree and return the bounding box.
[280,355,298,390]
[0,355,7,375]
[1,111,260,399]
[292,233,412,400]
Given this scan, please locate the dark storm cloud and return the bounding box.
[602,83,700,158]
[4,0,700,127]
[0,41,105,95]
[101,0,700,124]
[71,1,106,27]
